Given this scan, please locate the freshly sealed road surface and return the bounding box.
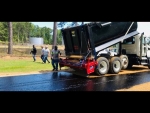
[0,70,150,91]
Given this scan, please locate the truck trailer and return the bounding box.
[59,22,150,76]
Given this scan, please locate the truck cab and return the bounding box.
[122,33,150,68]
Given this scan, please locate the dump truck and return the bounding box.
[59,22,150,76]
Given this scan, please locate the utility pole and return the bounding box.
[53,22,57,46]
[8,22,13,54]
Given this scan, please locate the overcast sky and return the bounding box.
[31,22,150,36]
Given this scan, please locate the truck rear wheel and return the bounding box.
[109,57,122,74]
[120,55,129,70]
[95,57,109,75]
[148,65,150,69]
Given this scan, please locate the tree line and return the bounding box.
[0,22,84,54]
[0,22,63,45]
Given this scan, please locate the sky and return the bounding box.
[31,22,150,36]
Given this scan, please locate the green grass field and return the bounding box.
[0,57,55,74]
[0,44,67,75]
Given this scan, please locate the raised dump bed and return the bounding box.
[59,22,139,76]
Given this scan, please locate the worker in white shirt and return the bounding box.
[43,46,50,63]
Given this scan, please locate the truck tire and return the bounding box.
[109,57,122,74]
[95,57,109,75]
[120,55,129,70]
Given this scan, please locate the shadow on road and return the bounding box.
[127,66,148,70]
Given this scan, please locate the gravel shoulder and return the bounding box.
[116,82,150,91]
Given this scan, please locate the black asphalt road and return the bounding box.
[0,71,150,91]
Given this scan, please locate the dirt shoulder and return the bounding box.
[0,71,43,77]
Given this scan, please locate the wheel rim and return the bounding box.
[99,61,107,73]
[122,58,128,67]
[113,60,121,72]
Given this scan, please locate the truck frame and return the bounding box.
[59,22,150,76]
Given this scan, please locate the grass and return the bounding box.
[0,44,67,75]
[0,57,54,73]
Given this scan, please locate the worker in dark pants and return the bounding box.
[30,45,37,62]
[41,46,45,63]
[51,45,61,71]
